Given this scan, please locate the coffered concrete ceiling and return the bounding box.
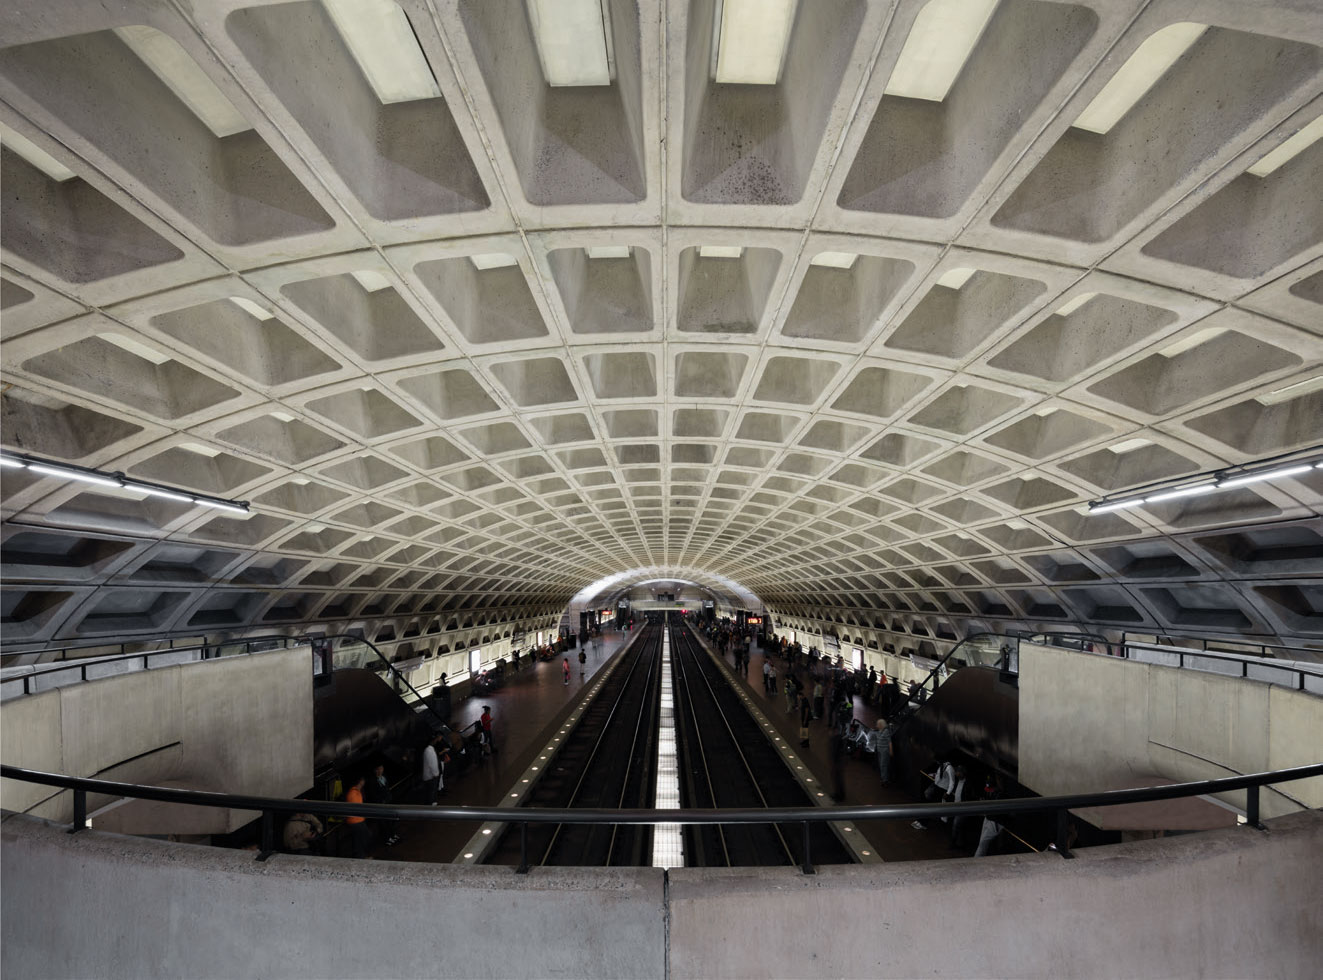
[1,0,1320,652]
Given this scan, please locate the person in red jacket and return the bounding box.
[562,658,571,685]
[480,705,496,756]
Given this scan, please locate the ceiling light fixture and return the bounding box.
[1215,464,1314,490]
[0,451,251,514]
[1087,449,1321,514]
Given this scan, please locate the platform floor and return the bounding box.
[375,625,962,865]
[382,627,637,863]
[708,635,961,863]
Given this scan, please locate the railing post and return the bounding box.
[1246,785,1262,830]
[1053,809,1074,859]
[800,821,815,875]
[69,788,86,834]
[257,810,276,861]
[517,822,530,874]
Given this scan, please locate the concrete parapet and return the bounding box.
[3,809,1320,979]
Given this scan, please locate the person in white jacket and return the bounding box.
[912,760,956,830]
[420,735,442,806]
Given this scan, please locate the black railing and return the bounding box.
[0,634,305,699]
[1,633,455,726]
[4,762,1320,874]
[1113,643,1323,692]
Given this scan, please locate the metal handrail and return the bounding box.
[4,762,1320,872]
[1,635,306,698]
[1109,642,1323,692]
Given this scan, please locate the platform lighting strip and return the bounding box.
[1088,453,1323,515]
[0,451,250,514]
[651,621,684,868]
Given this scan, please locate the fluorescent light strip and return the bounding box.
[651,621,684,868]
[27,463,122,488]
[323,0,442,103]
[1143,483,1216,504]
[698,245,743,259]
[885,0,999,102]
[527,0,613,87]
[5,452,250,513]
[1072,22,1207,135]
[1090,457,1322,511]
[714,0,797,85]
[113,26,251,138]
[1089,497,1146,514]
[1216,464,1313,489]
[0,123,76,182]
[1247,115,1323,177]
[122,481,194,503]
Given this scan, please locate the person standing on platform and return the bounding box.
[420,736,441,806]
[799,696,812,748]
[562,658,571,685]
[345,774,370,858]
[367,762,401,846]
[578,648,587,678]
[812,679,825,719]
[873,719,895,786]
[480,705,497,757]
[784,674,798,714]
[762,658,773,693]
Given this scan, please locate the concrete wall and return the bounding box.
[1019,644,1323,817]
[3,810,1320,979]
[0,648,311,834]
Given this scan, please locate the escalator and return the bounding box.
[892,662,1019,787]
[312,636,448,778]
[313,668,434,775]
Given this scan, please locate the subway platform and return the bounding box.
[376,623,954,866]
[382,627,638,863]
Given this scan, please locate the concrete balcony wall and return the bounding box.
[1019,642,1323,818]
[2,810,1320,979]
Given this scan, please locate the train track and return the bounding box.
[670,618,854,867]
[486,615,853,868]
[487,623,662,866]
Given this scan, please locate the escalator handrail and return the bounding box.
[316,634,449,732]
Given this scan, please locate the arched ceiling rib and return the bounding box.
[1,0,1321,650]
